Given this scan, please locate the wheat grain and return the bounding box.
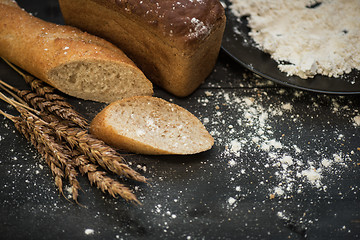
[0,80,88,128]
[18,107,147,183]
[15,108,82,203]
[73,151,140,204]
[49,121,147,183]
[20,89,88,128]
[0,110,66,198]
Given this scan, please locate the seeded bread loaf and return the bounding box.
[90,96,214,155]
[59,0,226,97]
[0,0,153,103]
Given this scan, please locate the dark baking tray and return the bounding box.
[221,0,360,94]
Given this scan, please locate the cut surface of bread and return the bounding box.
[0,0,153,103]
[49,60,151,102]
[90,96,214,155]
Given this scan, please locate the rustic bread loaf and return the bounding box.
[90,96,214,155]
[59,0,226,97]
[0,0,153,103]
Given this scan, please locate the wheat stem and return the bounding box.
[0,92,39,115]
[0,80,27,105]
[1,58,30,81]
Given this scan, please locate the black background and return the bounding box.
[0,1,359,239]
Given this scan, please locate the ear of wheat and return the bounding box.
[38,111,147,183]
[11,106,82,203]
[72,150,140,204]
[0,62,147,205]
[0,93,143,204]
[1,110,66,199]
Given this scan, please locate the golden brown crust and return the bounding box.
[0,3,132,78]
[0,1,153,102]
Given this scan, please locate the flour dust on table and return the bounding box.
[196,87,359,201]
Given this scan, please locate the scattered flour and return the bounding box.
[230,139,242,157]
[321,159,331,168]
[84,229,95,235]
[210,89,354,200]
[228,197,236,205]
[301,168,322,186]
[274,187,285,196]
[280,155,293,168]
[353,116,360,126]
[188,17,210,39]
[229,0,360,79]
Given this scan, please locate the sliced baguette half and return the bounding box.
[90,96,214,155]
[0,0,153,103]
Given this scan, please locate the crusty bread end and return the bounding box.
[90,96,214,155]
[0,0,153,103]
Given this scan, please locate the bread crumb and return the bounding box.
[229,139,241,156]
[281,103,293,111]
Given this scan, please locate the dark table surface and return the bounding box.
[0,1,359,240]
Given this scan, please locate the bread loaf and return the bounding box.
[0,0,153,103]
[59,0,226,97]
[90,96,214,155]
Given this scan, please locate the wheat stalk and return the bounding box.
[2,58,52,94]
[0,96,82,203]
[41,113,144,203]
[0,70,147,203]
[18,108,82,203]
[39,112,146,183]
[1,101,142,203]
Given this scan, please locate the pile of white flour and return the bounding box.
[230,0,360,79]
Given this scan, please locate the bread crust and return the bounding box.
[95,0,225,46]
[90,96,214,155]
[0,0,153,102]
[59,0,226,97]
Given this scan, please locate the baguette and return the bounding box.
[90,96,214,155]
[59,0,226,97]
[0,0,153,103]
